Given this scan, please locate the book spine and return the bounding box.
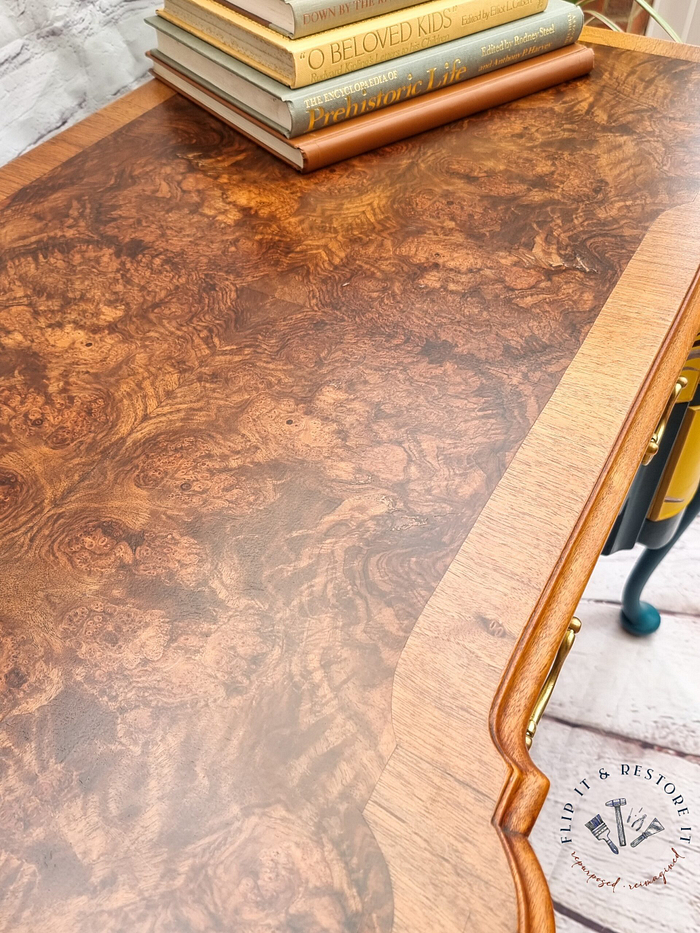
[162,3,294,84]
[290,0,428,39]
[293,0,549,86]
[162,0,552,88]
[299,44,594,172]
[289,2,582,134]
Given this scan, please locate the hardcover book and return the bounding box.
[148,1,583,137]
[150,43,594,171]
[157,0,549,88]
[225,0,431,39]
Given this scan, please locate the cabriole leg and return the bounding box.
[621,484,700,636]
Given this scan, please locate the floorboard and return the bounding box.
[532,527,700,933]
[541,600,700,757]
[581,519,700,616]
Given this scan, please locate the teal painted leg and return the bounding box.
[621,484,700,636]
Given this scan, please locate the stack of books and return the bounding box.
[146,0,592,173]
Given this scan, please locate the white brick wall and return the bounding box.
[0,0,156,166]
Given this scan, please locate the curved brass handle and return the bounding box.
[642,376,688,466]
[525,617,581,749]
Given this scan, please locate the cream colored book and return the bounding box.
[158,0,549,88]
[233,0,432,38]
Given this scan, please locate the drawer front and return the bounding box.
[603,334,700,554]
[648,404,700,521]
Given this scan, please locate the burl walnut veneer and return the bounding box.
[1,28,700,933]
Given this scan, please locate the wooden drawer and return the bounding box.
[649,404,700,521]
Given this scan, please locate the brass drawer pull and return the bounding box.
[525,617,581,749]
[642,376,688,466]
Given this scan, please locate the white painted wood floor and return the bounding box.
[530,517,700,933]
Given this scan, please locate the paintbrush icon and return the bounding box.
[586,814,620,854]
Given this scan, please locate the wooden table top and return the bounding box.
[1,28,700,933]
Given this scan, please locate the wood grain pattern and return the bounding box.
[0,29,696,203]
[369,197,700,933]
[1,35,700,933]
[580,24,700,62]
[0,82,175,204]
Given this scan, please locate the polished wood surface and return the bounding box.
[580,24,700,61]
[0,82,175,204]
[373,199,700,933]
[1,33,700,933]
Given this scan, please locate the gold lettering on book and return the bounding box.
[477,40,552,71]
[302,5,560,130]
[305,57,476,130]
[302,69,399,109]
[479,20,557,56]
[306,5,486,72]
[302,0,544,79]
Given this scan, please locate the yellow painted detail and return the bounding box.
[649,405,700,522]
[678,355,700,403]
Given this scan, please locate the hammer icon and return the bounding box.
[606,798,627,847]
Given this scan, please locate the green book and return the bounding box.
[147,1,583,138]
